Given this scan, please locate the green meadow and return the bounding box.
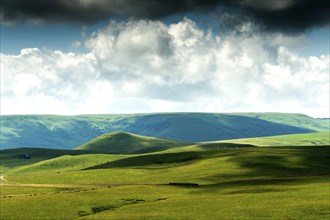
[0,132,329,219]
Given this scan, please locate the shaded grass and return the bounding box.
[83,151,208,170]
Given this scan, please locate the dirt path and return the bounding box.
[0,176,8,182]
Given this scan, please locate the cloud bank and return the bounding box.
[1,18,329,117]
[1,0,329,32]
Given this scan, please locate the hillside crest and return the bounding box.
[74,131,190,154]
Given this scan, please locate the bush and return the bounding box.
[91,206,115,213]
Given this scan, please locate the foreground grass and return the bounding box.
[85,180,329,220]
[1,177,329,220]
[1,145,329,219]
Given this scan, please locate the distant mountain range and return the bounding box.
[1,113,328,149]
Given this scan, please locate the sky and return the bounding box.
[1,0,329,118]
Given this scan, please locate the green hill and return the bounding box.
[0,147,92,173]
[216,131,330,146]
[74,132,191,154]
[2,113,326,149]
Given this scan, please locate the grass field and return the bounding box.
[1,131,329,220]
[1,180,329,220]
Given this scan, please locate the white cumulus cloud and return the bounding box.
[1,18,329,117]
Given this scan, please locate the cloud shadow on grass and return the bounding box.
[197,146,330,193]
[82,151,209,170]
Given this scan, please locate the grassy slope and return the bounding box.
[1,145,329,219]
[216,131,330,146]
[1,113,325,149]
[0,147,94,173]
[75,132,191,154]
[7,154,129,175]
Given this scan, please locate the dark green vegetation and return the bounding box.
[75,132,191,153]
[2,113,328,149]
[0,131,329,219]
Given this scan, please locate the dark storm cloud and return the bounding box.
[1,0,329,32]
[246,0,330,32]
[1,0,212,24]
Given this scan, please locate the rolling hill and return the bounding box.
[0,147,96,173]
[2,131,328,175]
[1,113,327,149]
[74,132,191,154]
[218,131,330,146]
